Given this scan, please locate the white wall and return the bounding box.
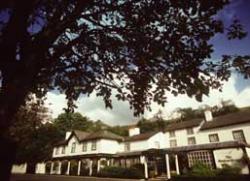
[148,132,167,149]
[198,123,250,144]
[52,135,120,158]
[165,126,201,147]
[11,163,27,174]
[213,148,249,174]
[99,139,120,154]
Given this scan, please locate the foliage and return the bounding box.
[8,96,61,164]
[189,162,216,177]
[171,100,239,122]
[0,1,248,178]
[0,0,247,133]
[53,112,93,136]
[97,166,144,179]
[107,126,128,137]
[137,117,169,133]
[216,164,241,176]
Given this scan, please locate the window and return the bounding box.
[71,142,76,153]
[209,134,219,143]
[124,142,130,151]
[82,143,87,152]
[169,131,175,138]
[187,128,194,135]
[61,146,65,154]
[170,140,177,147]
[188,151,214,168]
[55,147,59,155]
[232,130,246,142]
[188,137,196,145]
[91,141,97,150]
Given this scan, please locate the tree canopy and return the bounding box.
[0,1,247,132]
[8,96,61,164]
[0,1,248,179]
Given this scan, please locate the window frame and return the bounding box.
[124,142,130,152]
[232,130,246,142]
[169,131,176,138]
[82,142,87,152]
[209,133,219,143]
[170,139,177,147]
[188,137,196,145]
[187,128,194,135]
[55,147,59,155]
[71,142,76,153]
[91,141,97,151]
[61,146,65,154]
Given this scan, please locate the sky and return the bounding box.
[45,0,250,126]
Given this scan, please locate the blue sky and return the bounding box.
[42,1,250,125]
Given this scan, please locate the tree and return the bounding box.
[7,96,61,171]
[0,1,247,180]
[54,112,93,136]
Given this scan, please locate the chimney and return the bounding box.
[129,127,140,137]
[65,131,72,140]
[204,109,213,122]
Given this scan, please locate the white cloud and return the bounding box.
[45,74,250,126]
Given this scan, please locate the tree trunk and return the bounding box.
[0,84,29,181]
[0,136,16,181]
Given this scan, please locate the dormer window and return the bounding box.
[169,131,175,138]
[71,142,76,153]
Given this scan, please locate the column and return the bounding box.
[175,155,180,175]
[165,154,171,179]
[50,162,54,174]
[58,161,62,175]
[97,159,101,173]
[89,160,93,176]
[66,161,71,175]
[141,156,148,179]
[242,147,250,173]
[77,160,81,176]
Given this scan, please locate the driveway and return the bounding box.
[11,174,144,181]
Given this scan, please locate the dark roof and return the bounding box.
[73,130,89,141]
[163,141,249,153]
[164,118,203,132]
[124,132,158,142]
[200,110,250,130]
[54,130,123,146]
[54,140,68,146]
[85,130,124,141]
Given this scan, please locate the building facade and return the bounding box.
[12,110,250,179]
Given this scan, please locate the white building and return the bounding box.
[12,109,250,179]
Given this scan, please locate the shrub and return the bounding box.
[98,166,144,179]
[189,162,216,177]
[216,164,241,176]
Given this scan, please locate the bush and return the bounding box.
[189,162,216,177]
[216,165,241,176]
[98,166,144,179]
